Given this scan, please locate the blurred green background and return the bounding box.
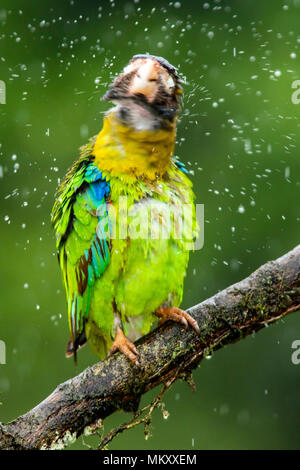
[0,0,300,450]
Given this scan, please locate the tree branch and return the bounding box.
[1,245,300,450]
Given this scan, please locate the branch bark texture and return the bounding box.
[1,245,300,450]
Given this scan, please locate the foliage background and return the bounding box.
[0,0,299,449]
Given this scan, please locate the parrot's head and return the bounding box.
[103,54,182,130]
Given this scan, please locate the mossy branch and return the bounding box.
[1,245,300,450]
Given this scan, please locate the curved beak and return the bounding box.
[128,59,160,102]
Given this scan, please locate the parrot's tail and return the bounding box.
[65,329,87,362]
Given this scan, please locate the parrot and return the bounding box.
[51,54,199,365]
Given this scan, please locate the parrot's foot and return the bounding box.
[155,307,200,334]
[109,327,139,365]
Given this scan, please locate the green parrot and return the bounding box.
[51,54,199,364]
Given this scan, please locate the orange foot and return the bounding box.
[109,327,139,365]
[155,307,200,334]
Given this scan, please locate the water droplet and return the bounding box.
[220,403,229,415]
[80,124,89,138]
[285,167,290,179]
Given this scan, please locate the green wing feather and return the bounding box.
[51,144,111,356]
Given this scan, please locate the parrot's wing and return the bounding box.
[52,156,111,358]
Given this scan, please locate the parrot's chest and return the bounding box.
[86,168,195,346]
[108,183,192,321]
[110,178,192,245]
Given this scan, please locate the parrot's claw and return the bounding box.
[109,327,139,365]
[155,307,200,334]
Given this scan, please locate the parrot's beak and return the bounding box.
[127,59,161,102]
